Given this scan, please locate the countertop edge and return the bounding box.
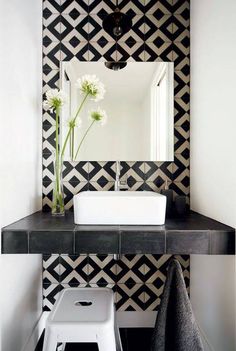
[1,211,235,255]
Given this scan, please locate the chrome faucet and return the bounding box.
[115,161,128,191]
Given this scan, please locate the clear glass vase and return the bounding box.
[52,157,65,216]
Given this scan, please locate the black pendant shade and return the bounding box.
[105,61,127,71]
[102,8,132,38]
[103,4,131,71]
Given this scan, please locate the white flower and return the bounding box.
[43,89,67,112]
[76,74,106,102]
[89,107,107,126]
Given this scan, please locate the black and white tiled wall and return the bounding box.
[42,0,190,211]
[43,254,190,311]
[42,0,190,312]
[43,161,188,209]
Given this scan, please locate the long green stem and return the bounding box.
[70,131,72,158]
[55,106,60,193]
[71,127,75,160]
[60,93,89,162]
[69,127,74,160]
[74,120,95,160]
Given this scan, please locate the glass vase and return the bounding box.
[52,157,65,216]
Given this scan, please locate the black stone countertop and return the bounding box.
[1,211,235,255]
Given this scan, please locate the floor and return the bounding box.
[36,328,154,351]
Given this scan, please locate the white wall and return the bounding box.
[0,0,43,350]
[190,0,236,350]
[73,99,148,161]
[0,256,42,351]
[190,256,235,351]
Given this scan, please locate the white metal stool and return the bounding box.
[42,287,122,351]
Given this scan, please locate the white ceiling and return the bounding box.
[65,60,162,103]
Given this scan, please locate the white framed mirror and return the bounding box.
[60,60,174,161]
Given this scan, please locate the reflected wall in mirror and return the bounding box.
[61,60,174,161]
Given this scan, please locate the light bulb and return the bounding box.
[113,25,123,36]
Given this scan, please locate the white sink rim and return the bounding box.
[76,191,165,198]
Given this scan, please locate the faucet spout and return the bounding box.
[115,161,128,191]
[115,161,120,191]
[116,160,120,177]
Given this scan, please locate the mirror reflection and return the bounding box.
[61,60,174,161]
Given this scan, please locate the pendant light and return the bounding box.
[103,0,131,70]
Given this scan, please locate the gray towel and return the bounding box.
[151,259,204,351]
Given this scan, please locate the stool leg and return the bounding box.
[115,324,123,351]
[43,328,58,351]
[97,332,116,351]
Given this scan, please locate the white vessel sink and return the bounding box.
[73,191,166,225]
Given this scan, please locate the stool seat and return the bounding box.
[42,287,122,351]
[52,288,113,323]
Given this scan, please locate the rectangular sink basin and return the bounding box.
[73,191,166,225]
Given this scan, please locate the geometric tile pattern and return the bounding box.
[42,0,190,210]
[42,0,190,316]
[43,254,190,311]
[43,160,189,210]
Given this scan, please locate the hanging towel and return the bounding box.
[151,259,204,351]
